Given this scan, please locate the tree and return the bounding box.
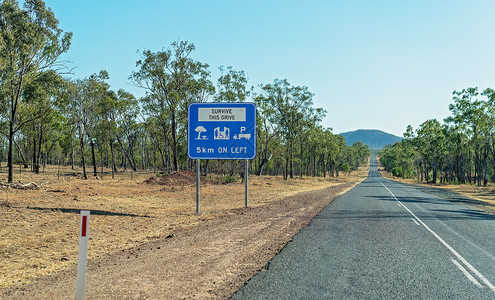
[254,91,278,176]
[0,0,71,182]
[415,119,445,183]
[256,79,325,179]
[112,89,139,172]
[448,88,492,185]
[214,66,250,102]
[21,70,65,173]
[131,40,214,171]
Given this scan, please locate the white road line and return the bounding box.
[380,181,495,293]
[451,258,483,288]
[414,202,495,263]
[411,218,420,226]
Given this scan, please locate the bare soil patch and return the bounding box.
[143,170,207,186]
[0,164,368,298]
[1,181,357,299]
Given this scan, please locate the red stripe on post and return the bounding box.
[81,216,88,237]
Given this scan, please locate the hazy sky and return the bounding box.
[43,0,495,136]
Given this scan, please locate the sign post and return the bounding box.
[196,159,200,214]
[75,210,90,300]
[188,103,256,212]
[245,160,249,207]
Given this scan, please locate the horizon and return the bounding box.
[41,0,495,137]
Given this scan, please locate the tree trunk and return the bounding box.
[116,134,137,171]
[171,111,179,171]
[90,139,97,177]
[78,124,87,179]
[289,143,294,179]
[8,127,14,183]
[13,139,29,169]
[256,153,273,176]
[71,129,75,170]
[284,158,289,180]
[109,135,116,179]
[33,135,38,174]
[35,128,43,174]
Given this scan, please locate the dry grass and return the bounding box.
[0,163,368,289]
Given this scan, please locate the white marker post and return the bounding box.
[75,210,90,300]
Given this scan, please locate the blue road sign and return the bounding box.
[188,102,256,160]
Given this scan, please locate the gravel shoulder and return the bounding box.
[1,181,356,299]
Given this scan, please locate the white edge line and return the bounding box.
[451,258,483,288]
[380,180,495,293]
[411,218,420,226]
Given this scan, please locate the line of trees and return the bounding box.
[380,87,495,186]
[0,0,370,183]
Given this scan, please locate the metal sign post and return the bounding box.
[188,103,256,212]
[196,159,200,213]
[245,160,248,207]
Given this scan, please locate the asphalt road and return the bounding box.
[232,157,495,299]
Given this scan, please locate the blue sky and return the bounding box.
[44,0,495,136]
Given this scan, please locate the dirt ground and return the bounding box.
[0,164,367,299]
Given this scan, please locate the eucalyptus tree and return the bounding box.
[254,91,279,175]
[326,131,347,177]
[67,80,88,179]
[482,88,495,181]
[214,66,250,102]
[114,100,139,172]
[448,88,492,185]
[80,71,111,177]
[97,89,119,177]
[0,0,71,182]
[305,125,326,176]
[131,40,214,171]
[105,89,139,173]
[379,140,414,179]
[58,79,79,170]
[142,111,168,169]
[256,79,324,179]
[21,70,66,173]
[351,141,371,169]
[415,119,445,183]
[117,90,139,170]
[319,128,336,177]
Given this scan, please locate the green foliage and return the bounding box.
[391,167,402,177]
[221,175,239,184]
[0,0,71,182]
[339,163,351,174]
[215,66,250,102]
[380,86,495,185]
[130,40,214,171]
[0,2,372,182]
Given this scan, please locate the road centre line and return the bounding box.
[379,181,495,293]
[451,258,483,288]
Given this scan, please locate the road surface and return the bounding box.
[233,157,495,299]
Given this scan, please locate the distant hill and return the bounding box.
[340,129,402,149]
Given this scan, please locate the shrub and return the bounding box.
[391,167,402,177]
[340,163,351,174]
[222,175,239,184]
